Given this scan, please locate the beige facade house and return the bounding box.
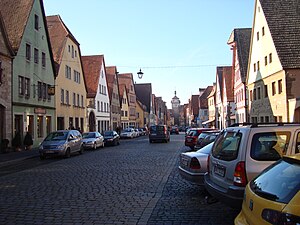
[47,15,87,132]
[135,100,146,128]
[118,73,136,127]
[106,66,121,130]
[205,83,216,128]
[247,0,300,123]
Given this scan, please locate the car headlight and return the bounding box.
[57,143,66,149]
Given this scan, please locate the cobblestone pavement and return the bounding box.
[0,134,238,225]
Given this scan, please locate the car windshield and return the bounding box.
[45,131,68,141]
[250,158,300,204]
[212,130,242,161]
[104,131,113,136]
[82,133,95,138]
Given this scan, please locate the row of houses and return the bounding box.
[0,0,169,150]
[182,0,300,129]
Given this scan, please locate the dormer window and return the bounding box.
[34,14,39,30]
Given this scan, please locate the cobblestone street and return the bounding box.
[0,134,238,225]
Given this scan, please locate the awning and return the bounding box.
[202,119,215,125]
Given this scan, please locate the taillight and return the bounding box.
[233,161,247,186]
[262,209,300,225]
[207,154,210,172]
[190,157,200,169]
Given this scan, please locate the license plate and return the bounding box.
[214,165,225,177]
[181,158,188,166]
[45,151,54,154]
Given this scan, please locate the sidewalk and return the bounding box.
[0,148,39,167]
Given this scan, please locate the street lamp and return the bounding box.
[137,68,144,79]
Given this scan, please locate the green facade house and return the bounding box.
[0,0,56,149]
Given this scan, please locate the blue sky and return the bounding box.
[44,0,255,108]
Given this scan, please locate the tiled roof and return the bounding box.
[105,66,118,101]
[199,86,213,109]
[0,11,14,56]
[118,73,134,93]
[46,15,79,67]
[134,83,152,113]
[0,0,33,51]
[191,95,199,115]
[260,0,300,68]
[223,66,234,102]
[82,55,104,98]
[233,28,251,82]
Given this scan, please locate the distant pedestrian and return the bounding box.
[23,132,33,150]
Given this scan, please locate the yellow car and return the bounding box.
[235,155,300,225]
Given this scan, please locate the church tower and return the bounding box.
[171,91,180,126]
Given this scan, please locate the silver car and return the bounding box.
[82,132,104,150]
[39,130,83,160]
[179,142,213,185]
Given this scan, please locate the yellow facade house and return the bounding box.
[119,84,129,129]
[47,15,87,131]
[136,100,146,128]
[247,0,300,122]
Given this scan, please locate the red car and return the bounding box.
[185,128,215,150]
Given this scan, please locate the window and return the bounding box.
[97,101,100,112]
[278,79,282,94]
[37,81,42,99]
[71,45,74,58]
[81,95,83,107]
[18,76,24,95]
[34,48,39,64]
[37,116,43,138]
[260,117,264,123]
[75,50,77,57]
[34,14,39,30]
[262,27,265,36]
[257,61,260,71]
[0,61,2,85]
[65,65,71,79]
[253,63,256,72]
[25,77,30,97]
[77,94,79,106]
[257,87,261,99]
[42,52,46,67]
[269,53,272,63]
[278,116,283,122]
[66,90,69,105]
[257,31,259,41]
[73,93,75,106]
[250,132,290,161]
[61,89,64,104]
[272,82,276,96]
[265,116,269,123]
[264,85,268,98]
[42,83,47,100]
[47,84,51,101]
[26,44,31,60]
[74,70,80,83]
[101,102,103,112]
[253,88,257,100]
[265,56,268,66]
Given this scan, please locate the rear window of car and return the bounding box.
[250,132,290,161]
[250,158,300,204]
[212,130,242,161]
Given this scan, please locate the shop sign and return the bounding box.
[34,108,46,114]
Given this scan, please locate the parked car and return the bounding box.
[82,131,104,150]
[103,130,120,146]
[138,128,146,136]
[178,142,213,185]
[204,122,300,209]
[39,130,83,159]
[170,126,179,135]
[235,155,300,225]
[185,128,215,150]
[134,129,141,137]
[120,128,135,139]
[194,130,220,150]
[149,125,170,143]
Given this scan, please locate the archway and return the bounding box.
[88,111,96,132]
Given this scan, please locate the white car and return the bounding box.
[120,128,135,139]
[179,142,213,185]
[82,132,104,149]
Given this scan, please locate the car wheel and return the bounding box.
[65,148,71,158]
[40,154,45,160]
[117,140,120,145]
[93,142,97,150]
[101,142,104,148]
[79,145,84,154]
